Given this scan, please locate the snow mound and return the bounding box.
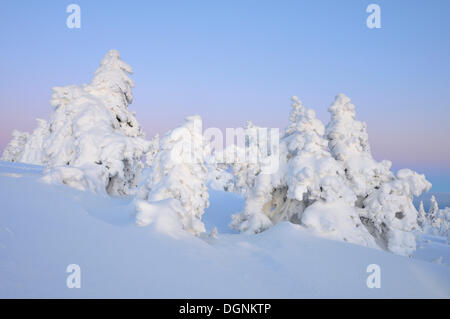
[302,200,379,249]
[135,199,198,237]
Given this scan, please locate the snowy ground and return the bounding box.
[0,161,449,298]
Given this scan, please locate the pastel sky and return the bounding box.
[0,0,449,191]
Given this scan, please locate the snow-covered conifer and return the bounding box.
[145,134,160,167]
[14,50,151,195]
[136,116,209,236]
[434,207,450,244]
[87,50,143,138]
[231,96,375,247]
[1,130,29,162]
[325,93,393,201]
[230,94,432,254]
[229,121,266,194]
[323,93,433,255]
[206,121,270,194]
[417,200,427,230]
[419,196,450,243]
[362,169,431,256]
[285,96,303,136]
[428,195,439,222]
[20,119,49,165]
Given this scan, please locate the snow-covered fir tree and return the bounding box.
[20,119,49,165]
[434,207,450,244]
[420,196,450,244]
[324,93,431,255]
[227,121,267,194]
[428,195,439,222]
[87,49,143,138]
[145,134,160,167]
[135,116,209,236]
[230,96,376,247]
[206,121,272,194]
[362,169,431,255]
[417,200,427,230]
[4,50,151,195]
[325,93,393,203]
[229,94,432,255]
[1,130,29,162]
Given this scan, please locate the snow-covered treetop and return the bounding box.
[284,96,329,159]
[90,49,134,104]
[326,93,371,160]
[420,195,450,243]
[429,195,439,218]
[285,96,304,136]
[0,130,29,163]
[328,93,356,118]
[87,50,142,137]
[20,119,49,165]
[325,93,393,198]
[283,97,355,204]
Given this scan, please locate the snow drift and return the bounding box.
[0,162,449,298]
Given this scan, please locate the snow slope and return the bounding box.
[0,162,449,298]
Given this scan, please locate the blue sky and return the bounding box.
[0,0,449,191]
